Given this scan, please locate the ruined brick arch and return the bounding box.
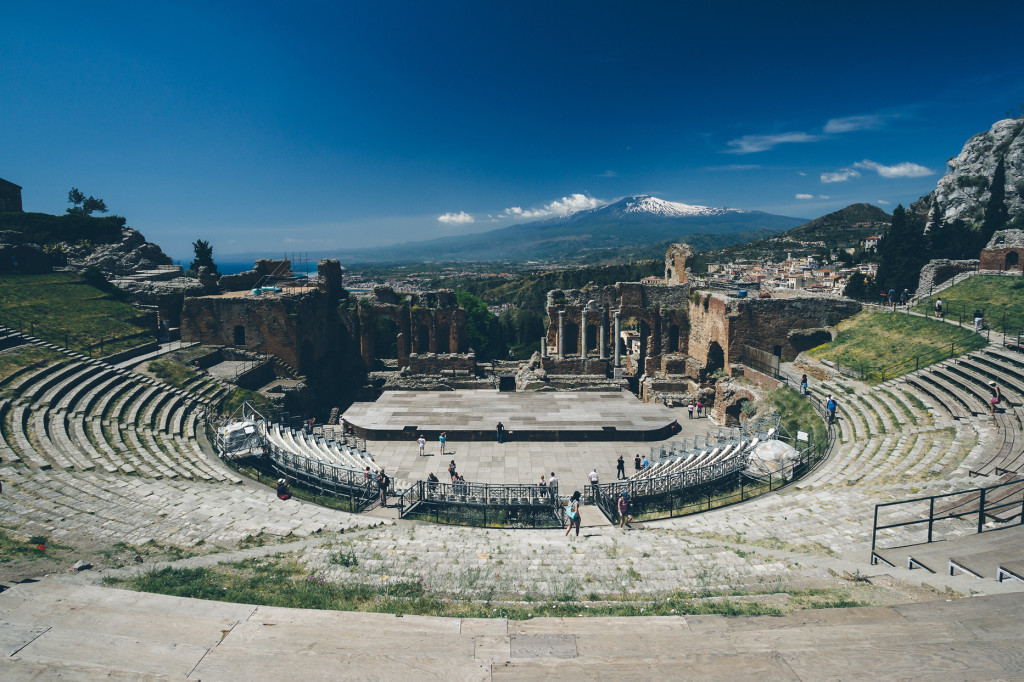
[704,341,725,377]
[1007,251,1020,269]
[435,322,451,354]
[720,388,757,427]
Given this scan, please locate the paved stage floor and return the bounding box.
[343,389,679,440]
[367,403,716,489]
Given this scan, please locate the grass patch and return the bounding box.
[220,387,277,417]
[107,561,789,618]
[914,275,1024,333]
[0,272,151,354]
[147,359,196,389]
[808,310,986,382]
[0,529,69,562]
[0,345,63,383]
[765,385,827,446]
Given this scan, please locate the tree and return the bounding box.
[843,272,869,300]
[188,239,219,276]
[874,205,928,294]
[455,291,505,360]
[66,187,109,216]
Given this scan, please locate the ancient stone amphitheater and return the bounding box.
[3,322,1024,678]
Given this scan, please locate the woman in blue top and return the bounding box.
[439,431,447,455]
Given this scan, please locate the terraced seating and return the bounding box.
[903,375,971,420]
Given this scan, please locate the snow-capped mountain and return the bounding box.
[328,193,803,263]
[610,195,748,218]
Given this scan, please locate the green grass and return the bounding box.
[106,560,794,618]
[147,359,195,389]
[0,529,69,562]
[766,385,827,446]
[0,272,151,354]
[0,345,63,383]
[914,275,1024,333]
[808,310,986,382]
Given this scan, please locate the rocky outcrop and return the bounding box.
[0,231,53,273]
[70,227,173,275]
[912,117,1024,227]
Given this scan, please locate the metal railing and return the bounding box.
[402,479,564,527]
[263,441,381,511]
[870,476,1024,564]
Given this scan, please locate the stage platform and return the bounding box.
[343,389,679,442]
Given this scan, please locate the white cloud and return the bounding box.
[505,193,606,220]
[877,199,891,205]
[437,211,474,224]
[795,193,814,200]
[725,132,820,154]
[596,170,617,178]
[853,159,935,178]
[821,168,861,184]
[823,115,885,134]
[818,195,830,200]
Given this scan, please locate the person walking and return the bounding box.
[417,434,426,457]
[634,454,642,474]
[588,468,600,497]
[548,472,558,501]
[439,431,447,455]
[888,288,896,311]
[539,473,547,490]
[826,394,837,425]
[496,421,504,444]
[617,492,630,529]
[974,309,984,333]
[564,491,581,538]
[616,454,626,479]
[377,468,390,507]
[687,403,694,419]
[800,374,808,396]
[935,297,944,319]
[448,459,457,482]
[901,288,909,307]
[642,454,650,469]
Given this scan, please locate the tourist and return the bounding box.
[496,421,504,444]
[696,401,704,418]
[826,394,837,425]
[687,403,694,420]
[377,468,390,506]
[564,491,582,538]
[618,492,630,529]
[800,374,808,396]
[417,434,426,456]
[548,471,558,500]
[990,381,1002,417]
[448,459,457,481]
[427,472,439,492]
[276,478,290,501]
[880,290,888,307]
[641,454,650,469]
[888,288,896,310]
[539,473,547,489]
[439,431,447,455]
[974,309,984,333]
[588,468,599,494]
[634,454,642,474]
[363,466,372,488]
[901,289,909,307]
[616,454,625,479]
[935,298,944,319]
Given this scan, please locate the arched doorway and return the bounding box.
[1006,251,1020,270]
[416,324,430,353]
[705,341,725,377]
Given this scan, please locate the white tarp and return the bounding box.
[218,420,257,451]
[744,438,799,478]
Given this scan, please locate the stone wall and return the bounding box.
[980,229,1024,273]
[913,259,980,298]
[408,353,476,375]
[724,296,861,363]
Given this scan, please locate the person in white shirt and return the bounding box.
[417,435,426,456]
[589,469,599,495]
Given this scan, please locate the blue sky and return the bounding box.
[2,1,1022,260]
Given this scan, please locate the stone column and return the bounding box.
[541,337,547,358]
[557,310,565,360]
[581,309,588,358]
[599,309,607,360]
[613,310,621,367]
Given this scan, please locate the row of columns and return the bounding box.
[549,308,623,366]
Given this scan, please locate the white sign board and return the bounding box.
[797,430,809,442]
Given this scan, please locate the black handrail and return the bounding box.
[870,476,1024,564]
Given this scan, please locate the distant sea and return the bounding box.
[217,261,256,275]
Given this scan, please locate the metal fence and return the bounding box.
[263,440,381,512]
[402,480,565,528]
[870,476,1024,565]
